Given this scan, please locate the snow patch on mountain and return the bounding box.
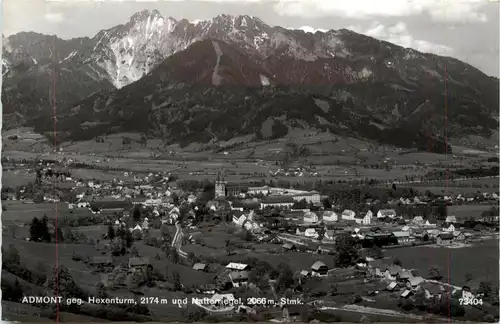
[2,58,10,76]
[60,50,78,63]
[260,75,270,86]
[297,26,328,34]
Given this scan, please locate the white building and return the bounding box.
[260,196,294,209]
[445,216,457,224]
[341,209,356,221]
[444,223,455,232]
[226,263,249,271]
[304,228,318,238]
[247,186,270,195]
[377,209,397,219]
[412,216,424,225]
[355,211,373,225]
[292,191,321,204]
[303,211,319,223]
[322,211,338,222]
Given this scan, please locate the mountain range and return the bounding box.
[2,10,499,153]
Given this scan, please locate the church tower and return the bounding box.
[214,172,227,199]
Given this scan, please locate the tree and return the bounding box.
[428,266,443,280]
[2,279,23,302]
[160,224,172,242]
[125,230,133,248]
[414,291,427,311]
[399,298,415,311]
[478,281,492,298]
[132,229,143,241]
[436,205,447,219]
[321,198,332,209]
[133,205,141,222]
[96,283,108,298]
[29,217,41,241]
[49,265,85,300]
[130,246,140,257]
[169,248,180,264]
[172,271,181,291]
[4,244,20,266]
[41,215,51,242]
[107,224,115,240]
[56,227,64,242]
[187,252,199,264]
[276,263,294,292]
[334,235,359,267]
[243,230,253,242]
[109,237,125,256]
[367,246,384,259]
[171,193,179,205]
[29,216,51,242]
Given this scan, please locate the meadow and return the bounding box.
[447,204,497,220]
[2,236,102,293]
[385,238,499,287]
[1,201,91,225]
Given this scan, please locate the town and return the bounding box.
[2,156,499,323]
[2,3,500,323]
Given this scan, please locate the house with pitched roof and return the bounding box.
[383,265,402,280]
[377,209,397,219]
[436,232,454,245]
[303,211,319,223]
[412,215,424,225]
[341,209,356,221]
[392,231,412,244]
[311,261,328,276]
[226,262,250,271]
[322,210,338,222]
[354,211,373,225]
[405,276,425,290]
[193,263,207,271]
[419,282,445,299]
[228,271,249,287]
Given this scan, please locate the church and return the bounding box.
[214,173,227,199]
[214,173,248,198]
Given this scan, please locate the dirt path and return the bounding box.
[172,222,187,258]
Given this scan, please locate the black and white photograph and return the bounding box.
[1,0,499,322]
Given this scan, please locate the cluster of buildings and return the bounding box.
[363,257,483,303]
[215,174,322,206]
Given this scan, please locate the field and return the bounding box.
[447,204,497,220]
[2,236,102,293]
[398,177,500,195]
[1,201,92,225]
[2,170,36,187]
[385,238,499,287]
[181,224,334,272]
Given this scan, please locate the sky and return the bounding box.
[2,0,499,77]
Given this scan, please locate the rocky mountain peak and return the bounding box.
[129,9,165,23]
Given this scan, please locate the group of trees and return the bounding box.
[29,216,53,242]
[2,244,47,302]
[109,226,133,256]
[334,235,360,267]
